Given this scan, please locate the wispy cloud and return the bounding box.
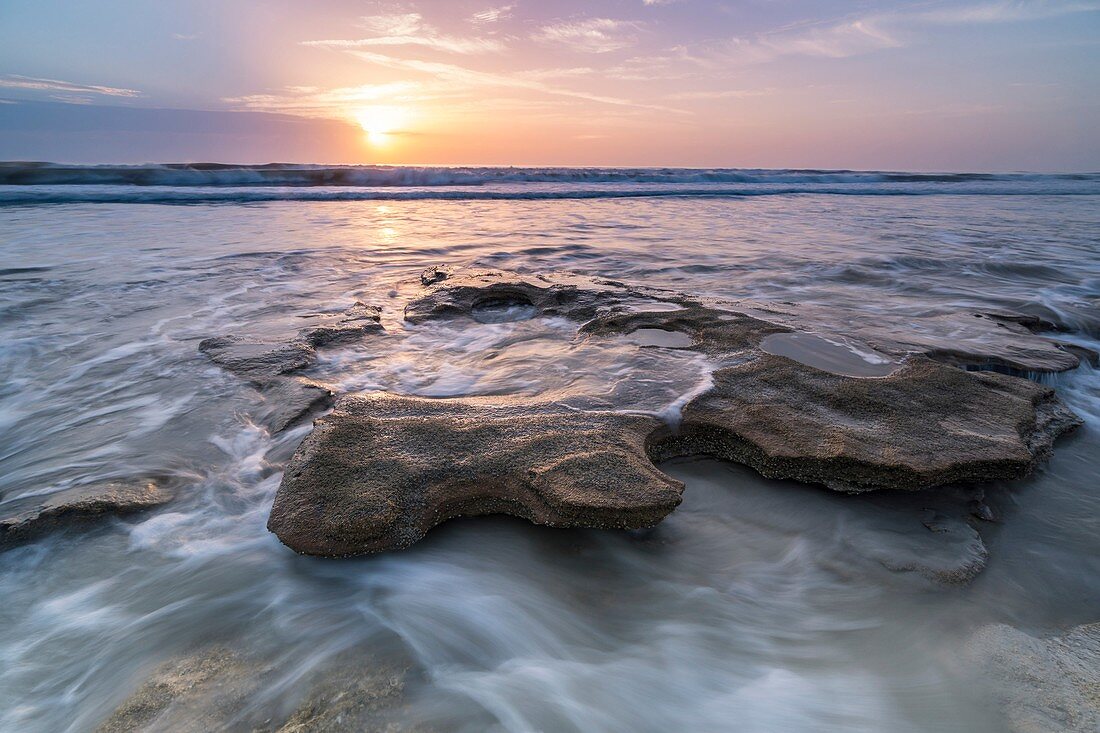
[911,0,1100,25]
[172,33,199,41]
[533,18,641,53]
[470,5,515,24]
[695,0,1099,66]
[666,88,776,101]
[0,74,141,97]
[346,50,686,114]
[305,12,505,55]
[224,82,422,117]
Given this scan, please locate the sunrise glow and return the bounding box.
[355,106,408,146]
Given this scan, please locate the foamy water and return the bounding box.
[1,183,1098,731]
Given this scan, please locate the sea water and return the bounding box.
[1,168,1098,732]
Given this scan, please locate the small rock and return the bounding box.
[199,336,316,383]
[0,480,174,548]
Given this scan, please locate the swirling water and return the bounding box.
[1,182,1099,732]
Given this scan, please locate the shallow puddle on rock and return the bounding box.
[624,328,694,348]
[761,332,898,377]
[471,298,539,324]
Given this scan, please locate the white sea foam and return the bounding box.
[1,165,1097,204]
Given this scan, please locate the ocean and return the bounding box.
[1,165,1098,732]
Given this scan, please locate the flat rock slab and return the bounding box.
[658,354,1079,492]
[199,336,317,383]
[962,622,1100,732]
[0,480,174,548]
[269,393,683,556]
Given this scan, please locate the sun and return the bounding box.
[355,106,407,146]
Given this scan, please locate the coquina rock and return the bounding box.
[962,622,1100,733]
[0,480,174,548]
[269,361,1078,556]
[264,268,1083,556]
[269,393,682,556]
[198,301,383,432]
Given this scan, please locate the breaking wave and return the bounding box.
[1,163,1098,203]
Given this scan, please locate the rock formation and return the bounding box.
[255,268,1084,556]
[198,301,383,432]
[0,480,174,548]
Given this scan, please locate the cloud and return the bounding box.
[694,0,1099,67]
[346,50,686,114]
[305,12,505,55]
[172,33,199,41]
[532,18,641,53]
[224,81,422,117]
[0,74,141,97]
[469,5,515,24]
[911,0,1100,25]
[666,88,776,100]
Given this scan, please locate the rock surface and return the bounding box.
[298,301,384,347]
[404,268,691,325]
[657,354,1079,492]
[0,480,174,548]
[198,301,381,432]
[265,267,1084,556]
[199,335,317,383]
[962,622,1100,732]
[96,647,258,733]
[269,393,682,556]
[96,645,417,733]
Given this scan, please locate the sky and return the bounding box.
[0,0,1098,170]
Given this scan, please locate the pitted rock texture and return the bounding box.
[198,301,381,432]
[657,354,1080,492]
[269,393,683,556]
[1,480,174,548]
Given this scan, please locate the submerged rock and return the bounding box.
[259,377,335,433]
[411,267,1090,374]
[0,480,174,548]
[97,645,416,733]
[962,622,1100,732]
[96,647,257,733]
[198,335,317,383]
[198,301,381,432]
